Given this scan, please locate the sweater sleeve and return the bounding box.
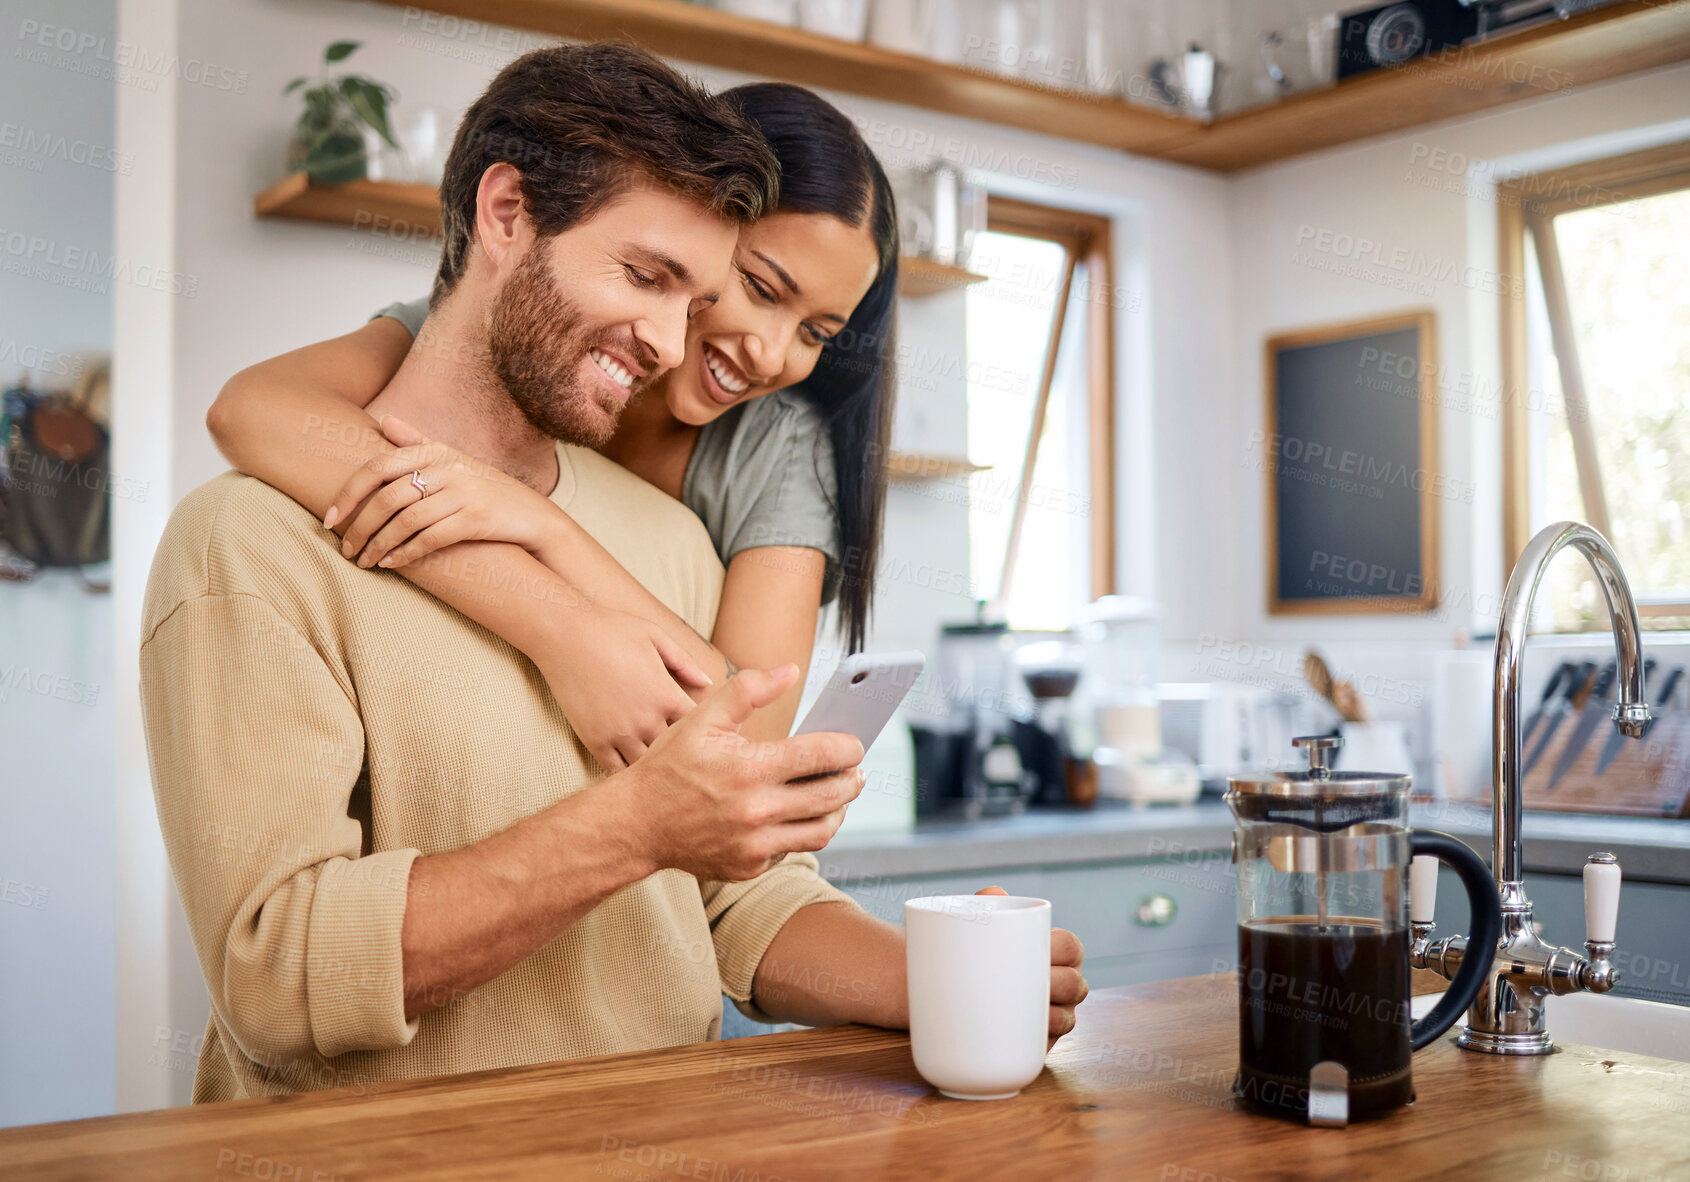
[141,592,421,1064]
[699,853,861,1024]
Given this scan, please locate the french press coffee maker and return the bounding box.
[1226,736,1501,1125]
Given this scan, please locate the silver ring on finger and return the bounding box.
[410,471,430,497]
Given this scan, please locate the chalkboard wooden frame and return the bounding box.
[1264,310,1439,616]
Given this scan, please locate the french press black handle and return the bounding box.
[1407,831,1502,1050]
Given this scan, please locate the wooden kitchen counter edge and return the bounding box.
[5,974,1687,1181]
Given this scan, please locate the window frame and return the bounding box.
[980,194,1118,605]
[1498,138,1690,621]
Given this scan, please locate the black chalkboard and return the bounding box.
[1263,311,1439,614]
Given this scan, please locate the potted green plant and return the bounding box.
[284,40,399,185]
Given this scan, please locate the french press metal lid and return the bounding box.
[1226,735,1414,881]
[1226,735,1410,798]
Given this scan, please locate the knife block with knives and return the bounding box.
[1513,659,1690,817]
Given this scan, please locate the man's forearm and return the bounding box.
[399,775,657,1018]
[749,903,910,1030]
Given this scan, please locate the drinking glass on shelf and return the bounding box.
[798,0,870,41]
[1077,0,1121,95]
[1112,0,1158,106]
[972,0,1081,89]
[359,124,404,183]
[868,0,963,62]
[1030,0,1090,91]
[1015,0,1057,86]
[395,107,447,187]
[890,163,978,266]
[1307,12,1341,89]
[889,168,936,261]
[1139,0,1185,109]
[889,165,944,263]
[957,179,986,269]
[960,0,1023,77]
[712,0,798,26]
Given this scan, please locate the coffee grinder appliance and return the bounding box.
[914,613,1037,818]
[1011,638,1087,807]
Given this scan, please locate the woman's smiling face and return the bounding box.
[660,209,881,426]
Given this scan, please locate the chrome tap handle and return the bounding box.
[1409,854,1439,942]
[1583,852,1622,993]
[1584,852,1621,942]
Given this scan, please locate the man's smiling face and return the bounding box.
[488,179,739,448]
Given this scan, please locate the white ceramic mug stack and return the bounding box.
[904,894,1051,1100]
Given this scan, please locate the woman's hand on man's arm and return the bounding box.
[325,415,729,770]
[327,414,569,565]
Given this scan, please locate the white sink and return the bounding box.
[1411,992,1690,1063]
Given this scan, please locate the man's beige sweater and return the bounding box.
[139,443,855,1102]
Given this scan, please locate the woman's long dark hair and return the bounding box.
[726,82,898,654]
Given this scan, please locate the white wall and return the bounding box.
[1,0,116,382]
[0,0,119,1127]
[1224,62,1690,647]
[1160,62,1690,785]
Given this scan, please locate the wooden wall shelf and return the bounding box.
[254,174,985,298]
[364,0,1200,157]
[897,256,987,298]
[1161,0,1690,172]
[886,452,988,481]
[253,172,440,233]
[358,0,1690,172]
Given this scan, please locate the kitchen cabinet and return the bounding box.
[829,855,1238,992]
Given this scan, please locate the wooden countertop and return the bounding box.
[6,974,1689,1181]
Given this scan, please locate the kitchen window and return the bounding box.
[1500,140,1690,630]
[965,196,1117,630]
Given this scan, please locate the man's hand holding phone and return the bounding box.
[623,665,866,882]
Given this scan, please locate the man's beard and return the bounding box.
[487,247,654,449]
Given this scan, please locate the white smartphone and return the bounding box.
[791,650,926,753]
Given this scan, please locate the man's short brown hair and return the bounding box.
[431,42,779,303]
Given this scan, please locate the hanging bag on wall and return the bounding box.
[2,361,111,570]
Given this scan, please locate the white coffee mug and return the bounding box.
[905,894,1051,1100]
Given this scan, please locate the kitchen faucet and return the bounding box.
[1410,521,1650,1054]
